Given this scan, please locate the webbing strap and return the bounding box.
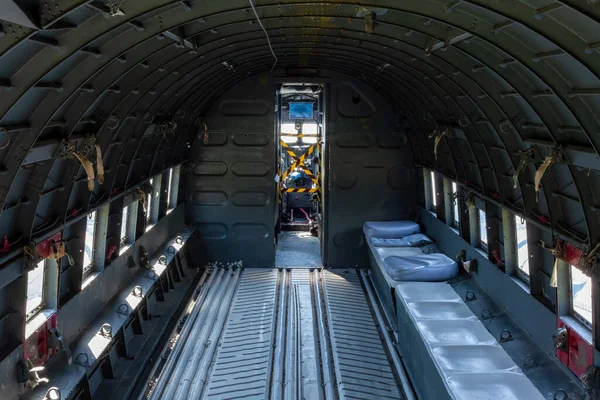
[283,188,319,193]
[281,143,317,181]
[95,144,104,185]
[280,141,320,185]
[72,152,95,191]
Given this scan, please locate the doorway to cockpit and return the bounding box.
[275,83,325,268]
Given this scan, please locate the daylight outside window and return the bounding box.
[571,265,592,326]
[479,210,488,248]
[120,205,129,245]
[430,171,437,208]
[83,211,96,276]
[452,182,459,228]
[515,216,529,275]
[147,178,154,225]
[26,260,45,317]
[301,123,318,144]
[281,123,297,144]
[167,168,173,208]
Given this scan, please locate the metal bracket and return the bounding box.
[117,303,129,317]
[499,329,513,343]
[44,387,62,400]
[132,285,143,297]
[48,328,72,365]
[552,327,568,352]
[465,290,477,302]
[99,323,113,338]
[74,353,90,368]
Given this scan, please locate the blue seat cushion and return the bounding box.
[383,254,458,282]
[363,221,420,239]
[369,234,433,248]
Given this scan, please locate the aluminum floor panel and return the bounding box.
[203,269,279,400]
[153,268,406,400]
[323,270,403,400]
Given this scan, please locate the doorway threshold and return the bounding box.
[276,231,321,268]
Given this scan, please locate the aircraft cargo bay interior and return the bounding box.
[0,1,599,399]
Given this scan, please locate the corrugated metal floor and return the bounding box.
[148,268,406,400]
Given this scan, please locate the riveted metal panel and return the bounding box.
[187,74,276,268]
[326,73,417,268]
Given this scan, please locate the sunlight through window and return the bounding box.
[83,211,96,276]
[479,210,487,248]
[571,265,592,326]
[515,216,529,275]
[452,182,459,228]
[26,260,45,316]
[431,171,437,208]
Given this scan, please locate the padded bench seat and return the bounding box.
[368,233,433,248]
[363,220,420,238]
[385,253,458,281]
[395,282,544,400]
[364,220,457,326]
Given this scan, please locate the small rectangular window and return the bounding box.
[452,182,459,228]
[83,211,96,276]
[301,122,318,144]
[147,178,154,224]
[571,265,592,326]
[26,260,46,317]
[431,171,437,208]
[515,216,529,275]
[281,123,296,133]
[302,122,318,135]
[281,123,297,144]
[121,204,129,246]
[479,209,488,248]
[167,168,173,209]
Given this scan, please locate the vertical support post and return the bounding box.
[528,224,545,298]
[502,209,517,276]
[593,262,600,356]
[94,203,109,273]
[443,177,453,226]
[469,206,479,248]
[434,172,445,222]
[9,277,26,343]
[416,168,426,208]
[127,201,138,245]
[135,200,146,240]
[170,165,181,209]
[45,259,58,311]
[457,187,470,241]
[556,260,570,317]
[423,168,434,212]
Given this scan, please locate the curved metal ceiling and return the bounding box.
[0,0,599,251]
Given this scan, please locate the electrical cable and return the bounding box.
[248,0,278,71]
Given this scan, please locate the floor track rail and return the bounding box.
[148,268,410,400]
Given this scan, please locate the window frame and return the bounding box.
[478,209,488,250]
[514,215,530,280]
[120,201,137,252]
[430,171,437,209]
[451,182,459,229]
[423,168,436,213]
[570,264,593,329]
[26,259,47,321]
[82,211,97,278]
[147,178,154,225]
[167,168,173,210]
[120,203,130,247]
